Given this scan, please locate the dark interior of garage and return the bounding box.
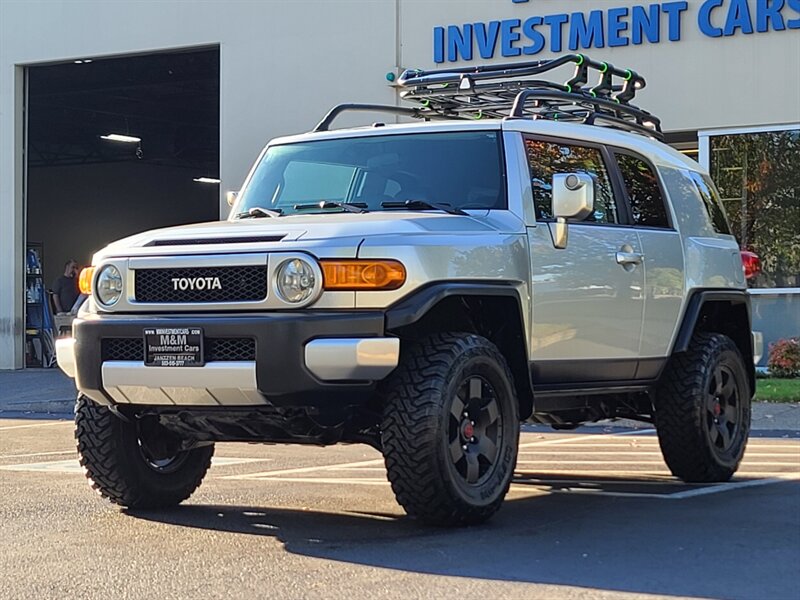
[23,47,219,366]
[26,47,220,291]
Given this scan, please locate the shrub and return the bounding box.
[768,337,800,378]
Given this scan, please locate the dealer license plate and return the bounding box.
[144,327,204,367]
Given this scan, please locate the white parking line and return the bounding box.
[224,458,384,480]
[257,477,390,486]
[517,460,800,467]
[0,421,71,431]
[519,451,799,457]
[518,429,656,449]
[0,450,75,459]
[0,456,269,474]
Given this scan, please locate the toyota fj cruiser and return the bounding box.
[57,55,757,525]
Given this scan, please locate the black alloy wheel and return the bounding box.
[447,375,503,487]
[705,364,744,455]
[382,332,520,526]
[655,332,751,483]
[75,394,214,508]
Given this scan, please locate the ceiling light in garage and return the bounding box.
[100,133,141,143]
[73,59,93,64]
[193,177,220,184]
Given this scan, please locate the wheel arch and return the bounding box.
[385,282,533,420]
[672,290,755,396]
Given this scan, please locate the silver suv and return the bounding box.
[58,55,756,525]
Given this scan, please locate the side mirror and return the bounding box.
[550,173,594,249]
[226,191,239,207]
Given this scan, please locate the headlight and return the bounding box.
[96,265,123,306]
[276,258,316,303]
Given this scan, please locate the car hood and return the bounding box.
[94,211,510,260]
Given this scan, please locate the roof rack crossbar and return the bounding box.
[314,103,435,132]
[388,54,662,139]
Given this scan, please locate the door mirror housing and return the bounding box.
[226,191,239,207]
[550,173,595,249]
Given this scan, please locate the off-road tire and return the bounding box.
[655,332,751,482]
[75,394,214,508]
[381,333,519,526]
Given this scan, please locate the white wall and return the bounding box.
[0,0,397,368]
[1,0,799,368]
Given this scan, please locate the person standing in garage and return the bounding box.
[51,259,79,314]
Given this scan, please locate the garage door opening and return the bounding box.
[24,47,220,367]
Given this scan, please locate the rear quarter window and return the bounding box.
[690,172,733,235]
[657,166,725,237]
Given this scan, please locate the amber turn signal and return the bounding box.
[78,267,95,295]
[321,260,405,290]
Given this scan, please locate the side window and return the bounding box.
[690,172,733,235]
[523,138,619,224]
[616,153,670,228]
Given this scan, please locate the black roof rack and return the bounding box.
[314,55,663,140]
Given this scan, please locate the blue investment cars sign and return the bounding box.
[433,0,800,63]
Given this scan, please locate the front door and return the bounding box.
[522,136,644,385]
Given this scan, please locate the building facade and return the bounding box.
[1,0,798,369]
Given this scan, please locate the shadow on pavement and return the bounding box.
[127,479,800,599]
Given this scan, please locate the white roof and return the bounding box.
[268,117,702,173]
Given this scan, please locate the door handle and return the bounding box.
[616,251,644,265]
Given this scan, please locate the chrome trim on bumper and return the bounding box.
[304,338,400,381]
[56,337,77,378]
[101,361,267,406]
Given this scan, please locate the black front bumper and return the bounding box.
[73,310,386,409]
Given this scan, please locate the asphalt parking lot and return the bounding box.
[1,418,798,600]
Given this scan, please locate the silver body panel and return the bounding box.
[527,224,644,363]
[304,338,400,381]
[101,361,265,406]
[62,118,751,404]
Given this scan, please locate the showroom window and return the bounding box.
[705,127,800,289]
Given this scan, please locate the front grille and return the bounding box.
[134,266,268,303]
[102,337,256,362]
[103,337,144,361]
[206,338,256,361]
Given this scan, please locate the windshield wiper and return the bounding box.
[293,200,369,214]
[235,206,283,219]
[381,199,468,216]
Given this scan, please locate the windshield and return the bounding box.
[234,131,506,217]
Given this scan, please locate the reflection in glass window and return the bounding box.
[524,138,618,224]
[689,172,731,235]
[281,161,355,203]
[710,129,800,288]
[616,153,669,228]
[237,132,506,215]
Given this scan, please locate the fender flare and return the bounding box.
[672,289,751,354]
[385,280,526,331]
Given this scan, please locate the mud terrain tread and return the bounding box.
[75,395,213,508]
[381,332,518,526]
[656,332,748,483]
